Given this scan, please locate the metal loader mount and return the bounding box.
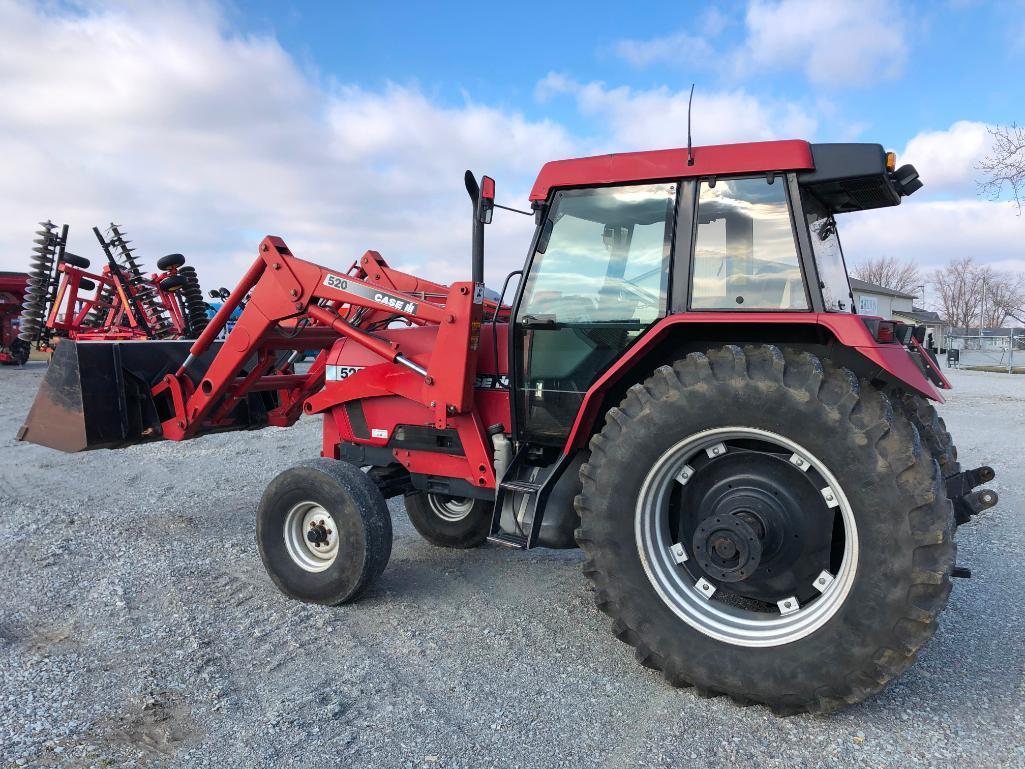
[20,139,998,714]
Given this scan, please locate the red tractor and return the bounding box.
[20,139,997,713]
[0,271,31,365]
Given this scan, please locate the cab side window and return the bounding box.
[690,177,808,310]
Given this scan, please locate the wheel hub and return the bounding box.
[676,450,834,602]
[306,521,330,546]
[691,514,762,583]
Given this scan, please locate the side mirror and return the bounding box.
[208,289,220,299]
[479,176,495,224]
[218,287,230,300]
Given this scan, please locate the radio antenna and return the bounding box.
[687,83,695,166]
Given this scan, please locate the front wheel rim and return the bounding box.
[284,501,339,572]
[426,494,475,523]
[635,427,859,648]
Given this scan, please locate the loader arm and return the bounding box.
[155,235,486,441]
[15,233,498,488]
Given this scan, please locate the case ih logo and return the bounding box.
[474,374,509,390]
[372,293,418,314]
[323,273,419,315]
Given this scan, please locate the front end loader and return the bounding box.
[19,139,998,714]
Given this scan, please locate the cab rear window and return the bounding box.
[690,177,807,310]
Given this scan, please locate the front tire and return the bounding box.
[575,345,955,713]
[403,492,492,548]
[257,459,392,605]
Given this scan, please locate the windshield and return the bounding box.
[518,183,675,325]
[801,190,854,312]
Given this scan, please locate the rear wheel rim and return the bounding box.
[283,501,339,572]
[426,494,474,523]
[635,427,858,647]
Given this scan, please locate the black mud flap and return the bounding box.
[17,339,273,452]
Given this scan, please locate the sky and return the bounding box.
[1,0,1023,294]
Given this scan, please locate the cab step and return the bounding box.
[487,530,530,549]
[487,447,570,550]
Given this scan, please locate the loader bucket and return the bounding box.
[17,339,270,452]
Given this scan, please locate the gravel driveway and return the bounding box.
[1,361,1023,768]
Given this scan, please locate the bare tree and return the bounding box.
[851,256,922,296]
[930,256,1025,329]
[978,123,1025,214]
[980,270,1025,328]
[930,257,984,329]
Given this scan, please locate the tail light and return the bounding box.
[862,318,915,345]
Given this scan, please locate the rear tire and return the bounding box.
[257,459,392,605]
[575,345,955,714]
[403,492,492,548]
[896,391,960,478]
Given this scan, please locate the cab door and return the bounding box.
[512,182,678,445]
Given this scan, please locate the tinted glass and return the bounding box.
[691,177,807,310]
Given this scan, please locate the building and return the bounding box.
[848,278,916,318]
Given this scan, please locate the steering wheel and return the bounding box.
[617,278,660,307]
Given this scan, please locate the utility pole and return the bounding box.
[980,275,987,337]
[1009,327,1014,374]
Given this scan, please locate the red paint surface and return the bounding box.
[564,312,943,451]
[529,140,814,201]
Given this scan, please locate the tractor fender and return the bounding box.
[563,312,943,451]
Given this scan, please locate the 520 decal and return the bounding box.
[326,364,365,382]
[322,273,419,315]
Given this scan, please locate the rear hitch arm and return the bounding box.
[945,465,998,525]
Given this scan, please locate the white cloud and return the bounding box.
[609,1,906,87]
[612,9,727,70]
[539,76,817,151]
[0,1,566,289]
[613,31,717,69]
[841,199,1025,277]
[900,121,994,197]
[741,0,907,85]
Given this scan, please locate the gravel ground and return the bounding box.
[1,361,1023,768]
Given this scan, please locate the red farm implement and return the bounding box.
[19,139,998,714]
[0,271,30,365]
[18,222,208,351]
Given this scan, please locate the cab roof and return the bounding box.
[528,139,814,201]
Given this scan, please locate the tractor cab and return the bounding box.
[507,140,922,447]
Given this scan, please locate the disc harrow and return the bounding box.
[16,220,212,347]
